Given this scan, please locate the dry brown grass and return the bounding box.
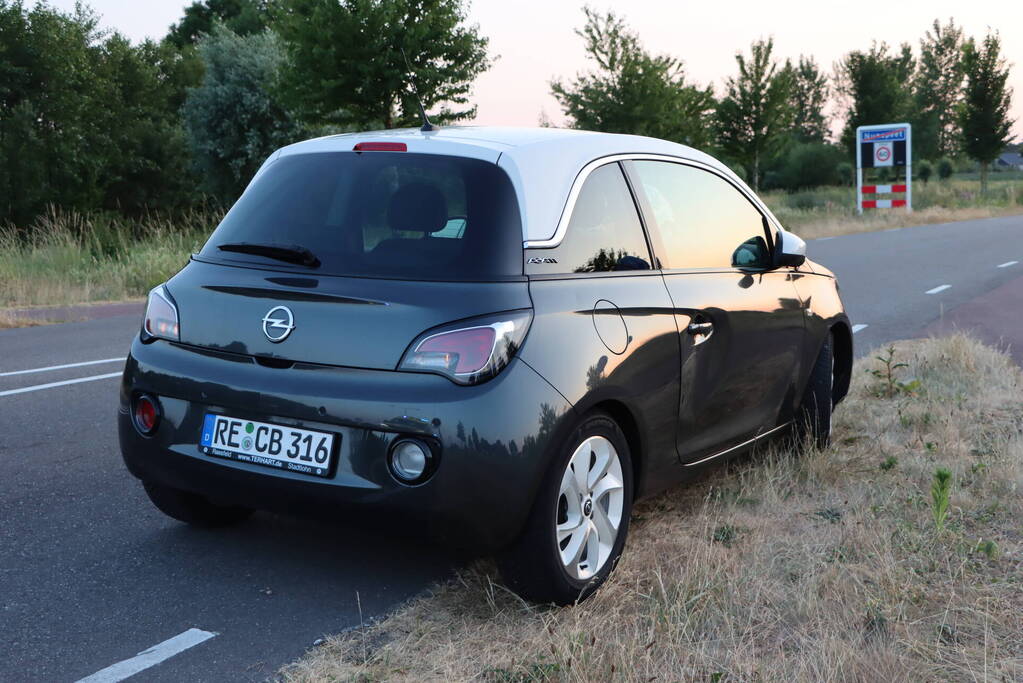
[791,205,1023,241]
[0,310,47,329]
[282,334,1023,682]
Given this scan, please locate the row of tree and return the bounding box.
[0,0,490,228]
[552,10,1015,192]
[0,1,1015,229]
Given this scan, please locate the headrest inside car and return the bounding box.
[387,183,448,234]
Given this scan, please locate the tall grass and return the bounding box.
[283,335,1023,682]
[0,208,218,308]
[763,176,1023,239]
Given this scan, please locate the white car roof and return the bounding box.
[270,126,756,245]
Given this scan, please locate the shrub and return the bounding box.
[836,161,853,186]
[937,157,954,180]
[767,142,846,191]
[917,159,934,184]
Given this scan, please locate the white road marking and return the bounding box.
[851,324,869,334]
[926,285,951,295]
[0,372,121,397]
[0,357,122,377]
[75,628,217,683]
[997,260,1018,268]
[816,236,836,241]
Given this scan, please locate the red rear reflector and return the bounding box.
[134,395,159,435]
[353,142,407,152]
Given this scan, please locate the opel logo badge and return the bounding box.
[262,306,295,343]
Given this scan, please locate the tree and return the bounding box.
[275,0,490,130]
[790,55,829,143]
[914,18,965,159]
[182,24,301,204]
[959,32,1014,194]
[715,38,793,191]
[97,35,200,213]
[167,0,268,47]
[836,42,915,154]
[0,1,202,226]
[551,8,715,148]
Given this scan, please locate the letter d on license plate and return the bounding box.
[199,414,336,477]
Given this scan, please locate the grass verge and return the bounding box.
[0,208,215,308]
[282,335,1023,682]
[762,177,1023,240]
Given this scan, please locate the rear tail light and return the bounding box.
[398,310,532,385]
[142,286,179,342]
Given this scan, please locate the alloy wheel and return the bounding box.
[555,435,625,581]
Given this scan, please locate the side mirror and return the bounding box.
[774,230,806,268]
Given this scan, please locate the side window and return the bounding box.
[530,163,650,274]
[631,161,771,270]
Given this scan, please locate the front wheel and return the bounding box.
[498,411,633,605]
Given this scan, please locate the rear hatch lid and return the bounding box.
[170,149,528,369]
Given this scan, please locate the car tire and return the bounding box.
[497,411,633,606]
[142,481,253,527]
[797,331,834,450]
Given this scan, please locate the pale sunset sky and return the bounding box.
[47,0,1023,141]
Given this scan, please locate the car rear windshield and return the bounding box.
[199,151,523,281]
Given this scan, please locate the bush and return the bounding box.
[917,159,934,184]
[836,161,854,186]
[767,142,847,191]
[938,157,954,180]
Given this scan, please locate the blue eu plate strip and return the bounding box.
[200,414,216,447]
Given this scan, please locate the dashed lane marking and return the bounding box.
[75,629,217,683]
[0,357,122,377]
[851,324,868,334]
[925,285,951,295]
[0,372,121,397]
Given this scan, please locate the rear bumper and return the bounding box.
[118,337,572,550]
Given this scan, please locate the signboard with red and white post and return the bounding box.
[856,123,911,214]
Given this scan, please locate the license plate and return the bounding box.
[199,414,336,478]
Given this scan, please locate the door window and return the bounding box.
[631,161,771,270]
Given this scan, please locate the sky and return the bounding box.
[47,0,1023,141]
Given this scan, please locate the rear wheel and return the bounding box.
[797,332,834,450]
[498,411,633,605]
[142,481,253,527]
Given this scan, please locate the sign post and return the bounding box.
[855,123,911,214]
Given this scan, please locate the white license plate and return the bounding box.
[199,414,336,477]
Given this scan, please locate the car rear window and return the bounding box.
[200,151,523,281]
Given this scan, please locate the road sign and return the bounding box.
[856,123,911,213]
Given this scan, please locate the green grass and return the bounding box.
[0,208,217,308]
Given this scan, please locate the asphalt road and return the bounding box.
[1,213,1021,682]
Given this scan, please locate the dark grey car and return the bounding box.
[119,127,851,605]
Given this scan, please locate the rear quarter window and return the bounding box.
[201,152,523,281]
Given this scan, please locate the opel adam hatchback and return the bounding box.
[119,127,851,605]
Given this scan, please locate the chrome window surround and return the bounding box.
[523,153,780,250]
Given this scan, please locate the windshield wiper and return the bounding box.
[217,242,321,268]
